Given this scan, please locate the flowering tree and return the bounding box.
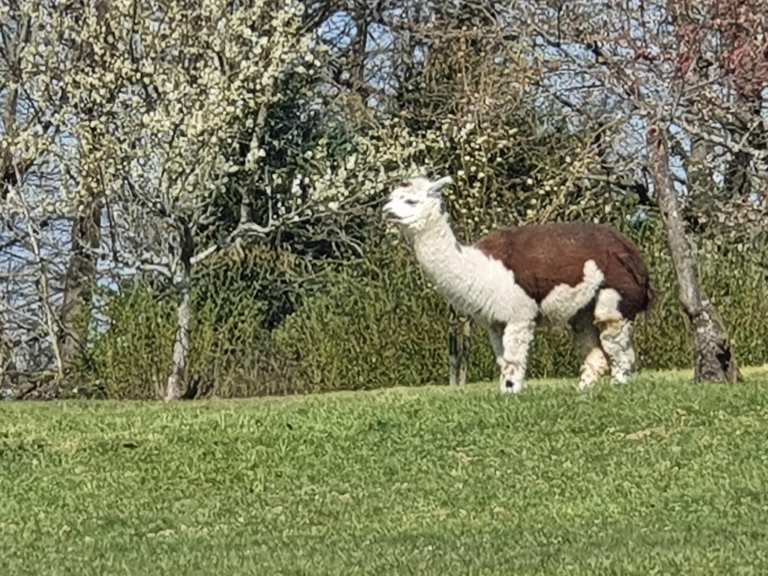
[2,0,379,398]
[79,0,331,399]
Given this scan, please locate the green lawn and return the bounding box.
[2,368,768,575]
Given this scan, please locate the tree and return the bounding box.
[648,125,739,383]
[75,0,327,399]
[78,0,393,399]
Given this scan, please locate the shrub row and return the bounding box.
[82,227,768,398]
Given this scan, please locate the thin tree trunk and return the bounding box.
[459,318,470,386]
[1,84,19,201]
[448,324,459,386]
[449,314,470,386]
[10,171,66,387]
[239,101,271,226]
[164,280,192,401]
[164,223,195,401]
[0,316,11,393]
[647,125,740,384]
[58,197,102,369]
[352,8,369,90]
[687,135,715,209]
[39,260,66,383]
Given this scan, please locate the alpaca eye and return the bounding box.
[404,199,418,206]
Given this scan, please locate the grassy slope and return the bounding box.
[2,368,768,575]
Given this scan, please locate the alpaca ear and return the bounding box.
[428,176,453,197]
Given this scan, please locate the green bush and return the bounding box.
[273,243,452,393]
[85,275,283,399]
[84,227,767,398]
[85,287,177,398]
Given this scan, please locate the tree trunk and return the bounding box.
[0,317,11,395]
[164,223,195,401]
[449,314,470,386]
[58,197,102,370]
[460,318,470,386]
[164,280,192,401]
[647,125,740,384]
[352,8,369,90]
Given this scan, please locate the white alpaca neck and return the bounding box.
[408,213,543,326]
[411,215,492,318]
[412,214,463,275]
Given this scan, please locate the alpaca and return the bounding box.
[384,175,654,393]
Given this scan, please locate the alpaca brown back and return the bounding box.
[475,223,654,319]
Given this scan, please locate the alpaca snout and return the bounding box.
[383,199,397,219]
[383,197,408,223]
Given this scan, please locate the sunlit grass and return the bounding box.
[2,368,767,575]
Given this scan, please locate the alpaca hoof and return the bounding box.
[578,375,599,392]
[502,379,523,394]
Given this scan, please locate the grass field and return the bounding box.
[2,368,768,575]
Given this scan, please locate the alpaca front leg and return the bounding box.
[487,325,504,363]
[499,320,535,394]
[487,325,512,390]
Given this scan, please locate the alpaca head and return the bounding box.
[384,175,453,234]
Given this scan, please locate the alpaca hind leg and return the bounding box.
[594,288,636,384]
[572,319,609,391]
[499,320,535,394]
[598,319,636,384]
